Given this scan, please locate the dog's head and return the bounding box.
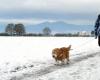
[52,48,59,58]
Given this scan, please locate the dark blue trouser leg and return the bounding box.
[98,36,100,46]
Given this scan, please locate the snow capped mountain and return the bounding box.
[26,21,93,33]
[0,21,93,33]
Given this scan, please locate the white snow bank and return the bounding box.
[0,37,99,80]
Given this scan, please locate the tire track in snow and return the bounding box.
[10,51,100,80]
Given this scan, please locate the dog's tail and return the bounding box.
[68,45,73,50]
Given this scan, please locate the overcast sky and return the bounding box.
[0,0,100,25]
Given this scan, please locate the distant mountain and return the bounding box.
[0,24,7,32]
[26,21,93,33]
[0,21,93,33]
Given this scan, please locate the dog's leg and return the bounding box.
[66,53,70,64]
[56,60,59,64]
[54,59,59,65]
[61,59,65,65]
[67,58,70,64]
[64,59,67,64]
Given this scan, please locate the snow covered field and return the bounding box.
[0,37,100,80]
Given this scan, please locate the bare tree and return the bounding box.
[5,23,15,36]
[14,23,26,36]
[43,27,51,36]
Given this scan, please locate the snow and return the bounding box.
[0,37,100,80]
[35,55,100,80]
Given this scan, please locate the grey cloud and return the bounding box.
[0,0,99,25]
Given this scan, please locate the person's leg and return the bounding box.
[98,36,100,46]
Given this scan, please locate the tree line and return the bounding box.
[0,23,94,37]
[0,23,52,36]
[5,23,25,36]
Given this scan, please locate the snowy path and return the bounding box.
[0,37,100,80]
[10,51,100,80]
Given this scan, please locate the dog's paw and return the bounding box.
[54,63,59,65]
[67,62,70,65]
[66,61,70,64]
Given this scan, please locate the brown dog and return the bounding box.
[52,45,71,64]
